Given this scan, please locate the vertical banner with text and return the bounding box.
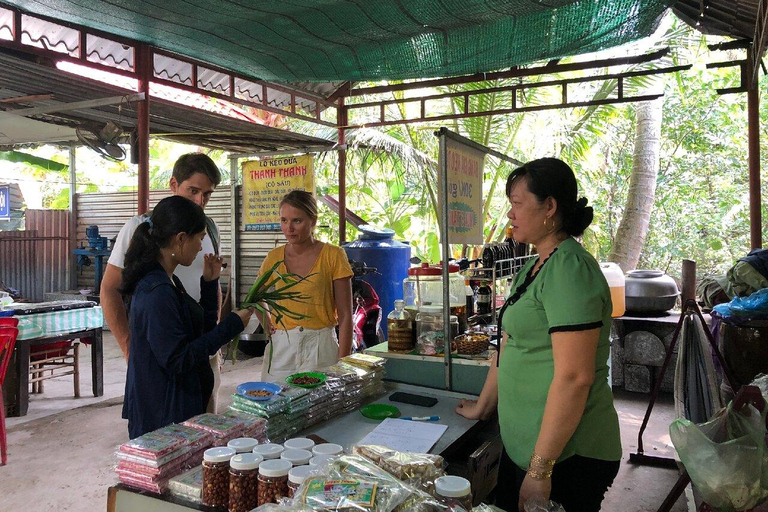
[439,136,485,245]
[242,155,314,231]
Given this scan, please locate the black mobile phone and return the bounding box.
[389,392,438,408]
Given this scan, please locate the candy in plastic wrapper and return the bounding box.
[182,413,245,440]
[118,432,188,462]
[153,423,214,451]
[116,446,190,469]
[168,465,203,504]
[118,472,170,494]
[116,451,189,478]
[341,353,387,369]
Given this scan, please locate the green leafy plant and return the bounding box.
[227,260,314,369]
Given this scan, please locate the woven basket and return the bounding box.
[454,334,490,355]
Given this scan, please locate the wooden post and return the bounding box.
[681,259,696,305]
[747,51,762,249]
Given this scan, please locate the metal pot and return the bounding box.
[239,332,268,357]
[625,269,679,313]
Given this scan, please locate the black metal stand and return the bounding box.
[627,299,756,512]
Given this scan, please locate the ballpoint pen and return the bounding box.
[400,416,440,421]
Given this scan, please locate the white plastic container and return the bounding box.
[227,437,259,454]
[280,448,312,466]
[308,455,331,468]
[283,437,315,451]
[435,475,473,510]
[600,262,626,318]
[252,443,284,460]
[311,443,343,456]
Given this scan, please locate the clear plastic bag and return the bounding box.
[290,454,414,511]
[524,498,566,512]
[670,402,768,510]
[352,445,446,495]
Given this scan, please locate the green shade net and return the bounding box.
[3,0,674,83]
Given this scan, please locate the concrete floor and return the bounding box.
[1,332,691,512]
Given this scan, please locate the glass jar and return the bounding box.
[227,437,259,455]
[287,465,312,498]
[228,453,262,512]
[387,299,414,351]
[281,448,312,466]
[257,459,292,505]
[416,306,459,356]
[403,263,465,310]
[202,447,236,508]
[252,443,284,460]
[435,475,473,511]
[283,437,315,452]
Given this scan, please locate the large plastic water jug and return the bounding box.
[342,225,411,338]
[599,262,625,318]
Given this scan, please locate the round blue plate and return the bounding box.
[237,382,282,401]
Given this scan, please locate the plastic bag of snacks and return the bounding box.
[341,353,386,370]
[293,454,419,511]
[352,445,446,495]
[118,432,189,466]
[154,423,214,452]
[232,393,291,417]
[168,465,204,504]
[222,409,268,440]
[182,413,245,445]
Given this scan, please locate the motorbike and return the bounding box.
[349,259,385,352]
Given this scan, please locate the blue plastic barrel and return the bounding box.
[342,225,411,338]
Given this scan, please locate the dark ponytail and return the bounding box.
[119,196,207,296]
[506,157,593,237]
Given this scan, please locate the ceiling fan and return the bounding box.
[76,121,126,162]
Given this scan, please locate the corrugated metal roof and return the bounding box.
[674,1,758,40]
[0,50,335,152]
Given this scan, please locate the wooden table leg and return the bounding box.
[90,329,103,397]
[14,340,29,416]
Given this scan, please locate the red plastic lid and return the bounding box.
[407,262,460,276]
[436,262,461,273]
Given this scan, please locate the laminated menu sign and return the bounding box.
[242,155,314,231]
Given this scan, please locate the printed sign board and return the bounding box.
[439,136,485,245]
[242,155,315,231]
[0,185,9,220]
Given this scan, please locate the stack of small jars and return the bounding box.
[201,437,344,510]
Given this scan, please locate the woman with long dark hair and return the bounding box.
[120,195,252,438]
[455,158,621,511]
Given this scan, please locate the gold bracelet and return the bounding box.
[530,453,557,468]
[526,467,553,480]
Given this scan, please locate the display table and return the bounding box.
[4,305,104,416]
[365,342,491,395]
[107,382,483,512]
